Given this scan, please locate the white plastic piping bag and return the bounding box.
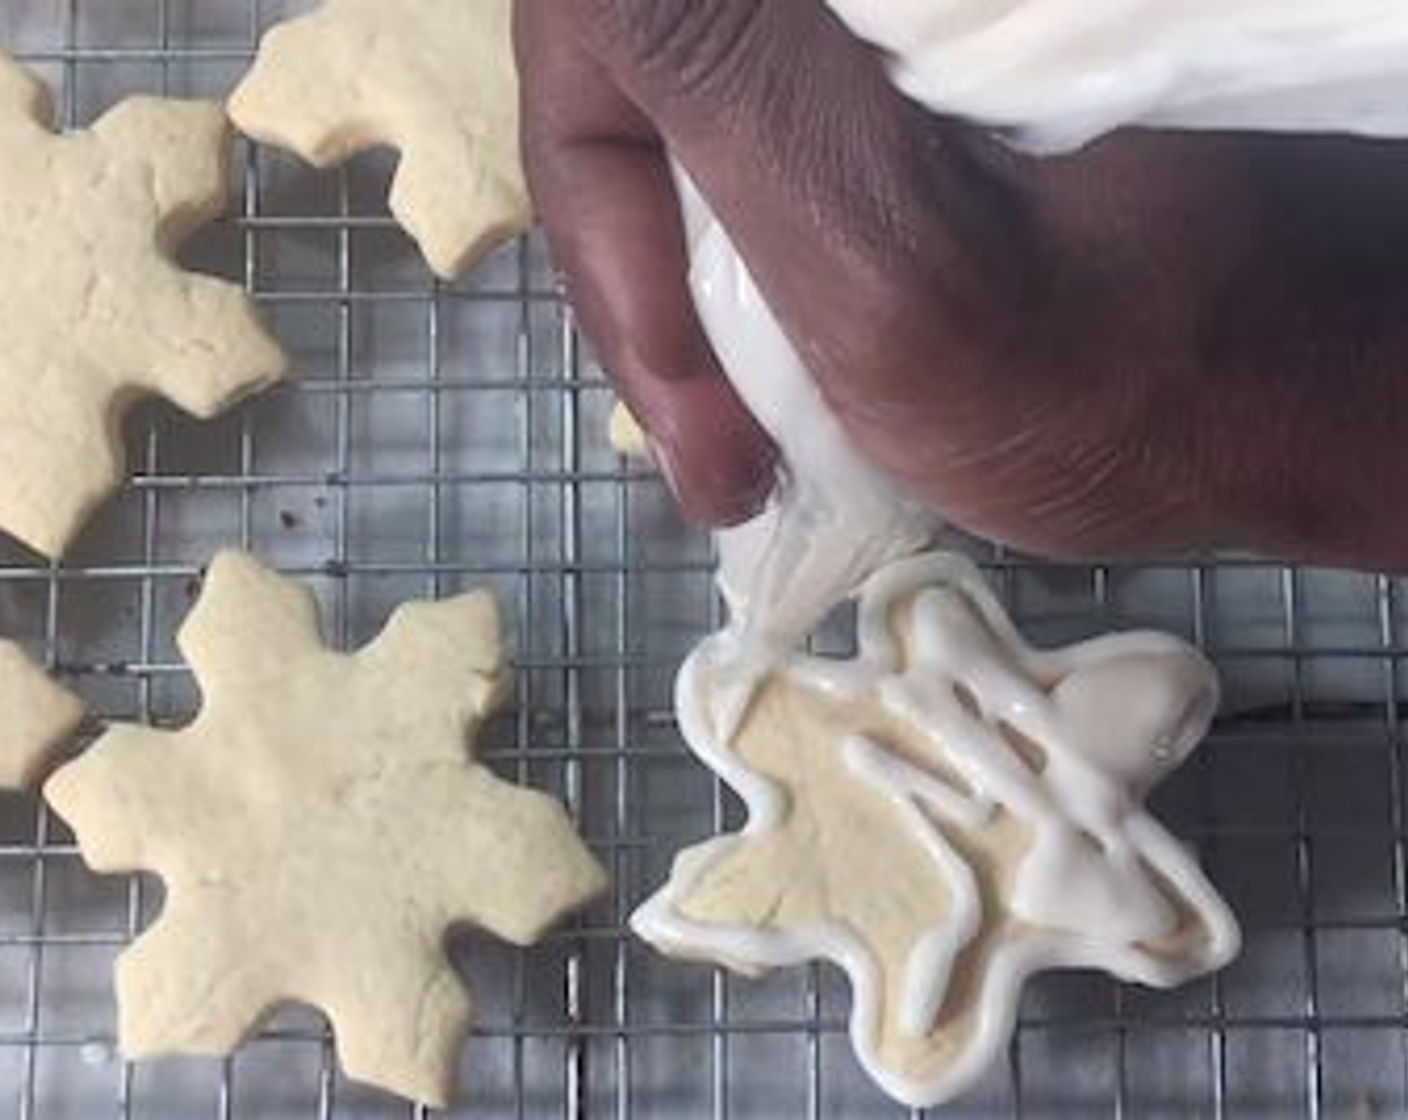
[673,0,1408,663]
[664,3,1408,728]
[673,166,938,675]
[822,0,1408,154]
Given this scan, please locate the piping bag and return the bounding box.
[822,1,1408,155]
[673,165,938,727]
[672,0,1408,689]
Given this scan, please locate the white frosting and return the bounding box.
[633,552,1240,1108]
[842,732,986,1038]
[823,0,1408,153]
[674,168,937,666]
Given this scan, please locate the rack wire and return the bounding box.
[2,2,1407,1117]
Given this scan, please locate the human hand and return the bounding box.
[516,0,1408,570]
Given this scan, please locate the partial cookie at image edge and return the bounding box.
[0,48,287,560]
[227,0,532,281]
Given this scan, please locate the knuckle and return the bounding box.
[590,0,773,100]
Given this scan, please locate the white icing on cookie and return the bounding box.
[823,0,1408,153]
[633,551,1240,1108]
[842,732,987,1038]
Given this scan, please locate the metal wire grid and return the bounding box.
[0,2,1407,1117]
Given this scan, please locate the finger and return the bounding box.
[516,0,778,526]
[550,0,1031,456]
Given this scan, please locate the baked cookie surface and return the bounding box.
[229,0,530,280]
[0,51,286,559]
[0,641,81,792]
[46,551,607,1107]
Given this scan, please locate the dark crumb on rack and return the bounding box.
[313,495,329,510]
[184,576,203,602]
[279,509,301,531]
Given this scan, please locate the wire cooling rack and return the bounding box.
[3,3,1408,1118]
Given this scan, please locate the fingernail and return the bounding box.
[649,435,776,527]
[646,435,684,498]
[647,435,698,517]
[727,457,780,524]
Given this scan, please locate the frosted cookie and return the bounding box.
[45,551,608,1107]
[634,552,1240,1108]
[229,0,531,280]
[0,642,82,791]
[0,51,287,560]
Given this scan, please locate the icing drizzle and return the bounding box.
[633,552,1241,1107]
[674,168,937,671]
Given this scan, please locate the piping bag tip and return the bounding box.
[710,477,937,743]
[675,161,941,739]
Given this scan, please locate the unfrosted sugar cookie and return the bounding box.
[0,51,287,560]
[0,642,81,792]
[229,0,531,280]
[634,552,1240,1108]
[45,551,608,1107]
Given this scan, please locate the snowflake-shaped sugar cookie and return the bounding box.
[0,51,287,560]
[45,552,608,1107]
[0,642,81,792]
[634,552,1240,1108]
[229,0,530,280]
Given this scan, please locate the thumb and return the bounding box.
[570,0,921,349]
[517,0,783,526]
[519,0,917,525]
[530,0,1024,486]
